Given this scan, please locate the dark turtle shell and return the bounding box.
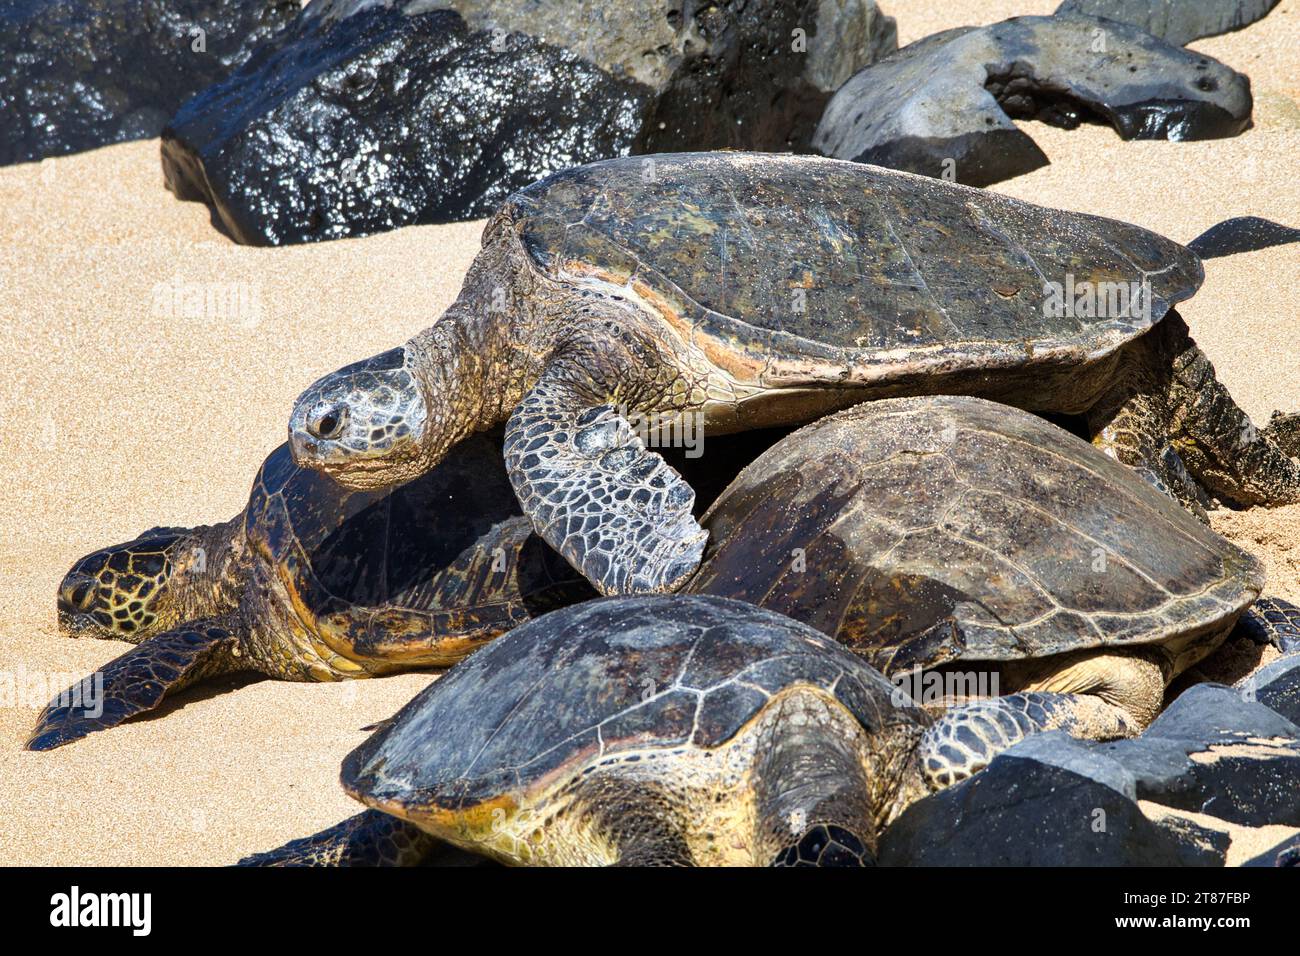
[242,429,592,654]
[690,396,1262,674]
[342,595,913,812]
[503,152,1201,385]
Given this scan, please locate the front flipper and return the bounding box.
[237,810,479,867]
[919,692,1138,790]
[26,617,245,751]
[1236,597,1300,654]
[345,517,592,668]
[772,825,873,867]
[505,370,706,596]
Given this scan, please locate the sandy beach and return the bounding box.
[1,0,1297,865]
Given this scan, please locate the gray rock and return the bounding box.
[161,0,897,244]
[813,13,1252,187]
[1145,813,1231,866]
[1096,684,1300,827]
[878,735,1190,866]
[1241,832,1300,867]
[1056,0,1280,46]
[1144,683,1300,740]
[0,0,299,166]
[1238,655,1300,728]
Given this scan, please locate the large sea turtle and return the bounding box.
[27,431,594,751]
[30,426,789,751]
[244,590,1300,867]
[285,152,1300,597]
[689,395,1300,784]
[242,595,936,866]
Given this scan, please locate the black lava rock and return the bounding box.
[813,13,1252,187]
[1056,0,1280,46]
[1096,684,1300,827]
[1241,832,1300,867]
[162,7,647,244]
[0,0,298,166]
[1239,655,1300,731]
[879,734,1191,866]
[161,0,897,244]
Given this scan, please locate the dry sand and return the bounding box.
[1,0,1297,865]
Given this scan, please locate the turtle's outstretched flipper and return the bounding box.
[1235,597,1300,654]
[1085,356,1212,520]
[237,810,480,867]
[349,517,593,666]
[26,617,246,751]
[919,692,1140,789]
[1161,316,1300,508]
[505,366,706,596]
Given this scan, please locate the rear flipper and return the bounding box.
[1235,597,1300,654]
[1091,312,1300,512]
[26,617,245,751]
[237,810,480,867]
[1263,412,1300,459]
[349,517,592,667]
[1086,365,1212,520]
[1160,314,1300,508]
[918,692,1139,790]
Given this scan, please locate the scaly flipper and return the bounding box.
[1086,354,1211,519]
[1235,597,1300,654]
[26,616,246,751]
[1161,315,1300,508]
[918,692,1139,790]
[1089,312,1300,512]
[504,364,706,596]
[1263,412,1300,459]
[346,517,590,667]
[237,810,476,866]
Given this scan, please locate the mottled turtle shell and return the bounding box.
[342,595,915,812]
[242,430,589,652]
[690,396,1262,674]
[502,152,1201,385]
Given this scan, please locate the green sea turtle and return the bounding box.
[688,395,1300,783]
[28,431,594,751]
[285,152,1300,597]
[30,424,794,751]
[242,595,936,867]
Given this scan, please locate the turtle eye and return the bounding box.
[72,581,93,607]
[60,575,97,612]
[308,404,349,441]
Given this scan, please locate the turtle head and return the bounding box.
[57,527,199,642]
[288,346,436,490]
